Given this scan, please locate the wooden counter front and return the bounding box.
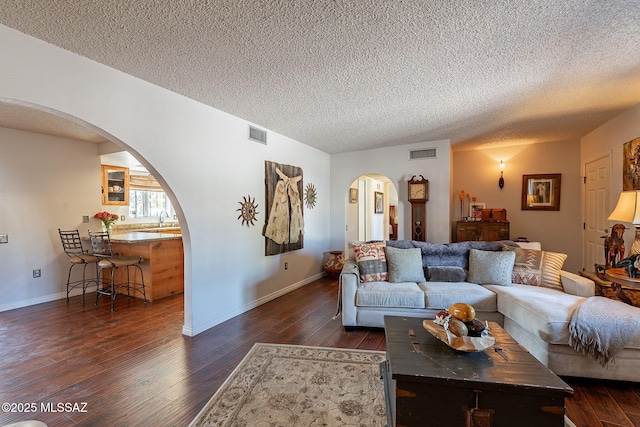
[107,232,184,302]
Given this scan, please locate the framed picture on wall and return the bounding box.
[470,202,486,219]
[623,137,640,190]
[349,188,358,203]
[374,191,383,213]
[521,174,561,211]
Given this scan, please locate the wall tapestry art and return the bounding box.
[623,137,640,190]
[262,160,304,255]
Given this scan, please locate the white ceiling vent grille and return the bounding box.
[409,148,437,160]
[248,125,267,144]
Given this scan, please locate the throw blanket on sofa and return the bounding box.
[569,296,640,366]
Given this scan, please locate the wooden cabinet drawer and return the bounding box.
[456,221,509,242]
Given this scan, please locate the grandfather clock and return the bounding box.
[408,175,429,241]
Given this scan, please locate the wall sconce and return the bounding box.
[498,160,505,189]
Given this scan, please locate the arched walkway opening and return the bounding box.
[345,173,400,247]
[0,99,189,327]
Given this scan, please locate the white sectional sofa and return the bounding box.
[338,239,640,382]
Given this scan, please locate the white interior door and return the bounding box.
[584,155,611,272]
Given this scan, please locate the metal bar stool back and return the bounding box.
[88,230,147,311]
[58,229,99,304]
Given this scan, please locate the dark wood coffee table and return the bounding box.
[381,316,573,427]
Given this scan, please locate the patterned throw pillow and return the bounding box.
[351,241,388,282]
[503,245,567,291]
[467,249,515,286]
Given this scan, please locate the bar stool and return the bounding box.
[88,230,147,311]
[58,229,99,304]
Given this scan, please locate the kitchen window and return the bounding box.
[129,174,174,219]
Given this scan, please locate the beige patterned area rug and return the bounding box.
[190,343,577,427]
[189,343,386,426]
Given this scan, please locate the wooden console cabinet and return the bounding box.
[456,220,509,242]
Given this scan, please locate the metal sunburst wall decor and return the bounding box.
[237,195,259,227]
[304,182,317,209]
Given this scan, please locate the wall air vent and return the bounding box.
[409,148,437,160]
[248,125,267,145]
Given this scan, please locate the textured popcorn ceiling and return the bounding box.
[1,1,640,153]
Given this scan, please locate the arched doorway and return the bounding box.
[345,173,399,244]
[0,99,188,323]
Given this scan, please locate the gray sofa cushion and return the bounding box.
[420,281,497,312]
[386,246,426,283]
[468,249,516,286]
[386,240,516,269]
[426,266,467,282]
[356,281,426,308]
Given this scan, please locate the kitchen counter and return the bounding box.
[106,232,184,301]
[110,231,182,242]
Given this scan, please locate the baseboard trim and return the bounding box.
[0,288,85,312]
[183,272,326,336]
[2,273,327,337]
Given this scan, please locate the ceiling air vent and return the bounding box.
[248,125,267,145]
[409,148,437,160]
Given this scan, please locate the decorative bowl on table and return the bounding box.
[423,319,495,352]
[422,303,495,352]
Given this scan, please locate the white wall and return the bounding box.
[0,25,330,335]
[0,128,103,310]
[330,140,452,253]
[453,140,583,272]
[581,103,640,257]
[367,177,385,241]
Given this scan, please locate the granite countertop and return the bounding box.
[109,231,182,243]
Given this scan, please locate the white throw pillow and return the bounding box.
[540,251,567,291]
[467,249,515,286]
[385,246,426,283]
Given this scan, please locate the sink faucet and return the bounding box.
[159,211,169,227]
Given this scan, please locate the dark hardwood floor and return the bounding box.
[1,277,639,426]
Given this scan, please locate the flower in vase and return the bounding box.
[94,211,119,231]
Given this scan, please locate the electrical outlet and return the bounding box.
[284,262,289,270]
[120,215,125,221]
[33,269,41,278]
[0,233,7,244]
[82,215,90,223]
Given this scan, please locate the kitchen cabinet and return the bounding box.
[102,165,129,205]
[107,232,184,301]
[456,220,509,242]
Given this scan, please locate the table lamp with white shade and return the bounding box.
[608,191,640,255]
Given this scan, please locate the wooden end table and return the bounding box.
[605,267,640,306]
[578,270,608,296]
[381,316,573,427]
